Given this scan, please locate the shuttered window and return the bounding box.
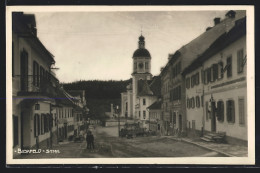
[213,64,218,81]
[217,101,224,122]
[227,100,235,123]
[196,96,200,108]
[41,114,45,134]
[237,49,244,73]
[218,62,224,79]
[239,98,245,125]
[227,56,232,78]
[205,101,209,120]
[34,114,40,137]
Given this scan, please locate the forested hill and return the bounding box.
[62,79,131,99]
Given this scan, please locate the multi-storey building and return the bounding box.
[160,10,246,136]
[183,16,247,144]
[12,12,59,154]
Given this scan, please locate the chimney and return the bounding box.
[214,17,221,25]
[206,27,212,31]
[225,10,236,18]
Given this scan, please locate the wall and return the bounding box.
[185,67,204,131]
[203,36,247,141]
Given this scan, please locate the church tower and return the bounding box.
[132,34,152,118]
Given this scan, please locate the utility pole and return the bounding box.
[117,105,120,137]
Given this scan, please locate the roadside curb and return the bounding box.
[165,136,236,157]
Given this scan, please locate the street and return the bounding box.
[15,125,226,159]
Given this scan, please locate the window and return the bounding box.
[13,115,18,147]
[187,98,190,109]
[205,101,209,120]
[237,49,244,73]
[226,100,235,123]
[227,56,232,77]
[217,101,224,122]
[134,62,137,70]
[20,49,29,91]
[204,69,208,84]
[143,111,146,119]
[210,66,214,82]
[213,64,218,81]
[196,72,200,85]
[239,98,245,125]
[41,114,45,134]
[143,98,146,105]
[34,114,40,137]
[201,95,204,107]
[218,62,224,79]
[191,75,194,88]
[186,77,190,89]
[196,96,200,108]
[33,61,37,86]
[207,68,211,83]
[201,69,204,84]
[145,62,148,69]
[191,97,195,109]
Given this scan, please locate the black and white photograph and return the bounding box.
[6,6,255,165]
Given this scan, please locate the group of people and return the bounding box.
[86,130,95,150]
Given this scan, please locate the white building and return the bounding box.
[183,15,247,144]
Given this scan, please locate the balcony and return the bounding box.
[15,75,59,98]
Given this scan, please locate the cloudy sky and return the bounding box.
[32,10,228,83]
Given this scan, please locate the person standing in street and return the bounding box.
[86,131,91,149]
[89,132,95,150]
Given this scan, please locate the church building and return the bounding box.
[121,35,161,129]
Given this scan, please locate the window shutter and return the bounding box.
[213,64,218,81]
[34,115,37,137]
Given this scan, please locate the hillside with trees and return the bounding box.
[62,79,131,120]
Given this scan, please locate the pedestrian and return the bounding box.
[89,132,95,150]
[86,131,91,149]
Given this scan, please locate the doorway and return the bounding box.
[179,114,182,131]
[211,101,216,132]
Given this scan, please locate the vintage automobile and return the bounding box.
[119,123,149,138]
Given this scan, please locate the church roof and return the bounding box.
[149,76,161,97]
[138,80,153,96]
[137,76,161,97]
[147,100,162,110]
[133,48,151,58]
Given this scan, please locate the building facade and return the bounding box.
[159,10,246,137]
[182,16,247,143]
[12,12,59,154]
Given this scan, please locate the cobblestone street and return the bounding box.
[14,125,243,159]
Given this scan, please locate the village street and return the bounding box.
[15,125,227,159]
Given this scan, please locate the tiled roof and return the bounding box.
[147,100,162,110]
[161,10,246,76]
[182,16,246,75]
[149,76,161,97]
[138,80,154,96]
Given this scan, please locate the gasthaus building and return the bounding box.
[159,10,246,137]
[12,12,59,154]
[182,16,247,145]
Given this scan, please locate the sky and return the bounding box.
[32,10,228,83]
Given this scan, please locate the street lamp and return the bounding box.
[146,108,150,131]
[116,105,120,137]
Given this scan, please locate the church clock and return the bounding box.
[138,62,144,69]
